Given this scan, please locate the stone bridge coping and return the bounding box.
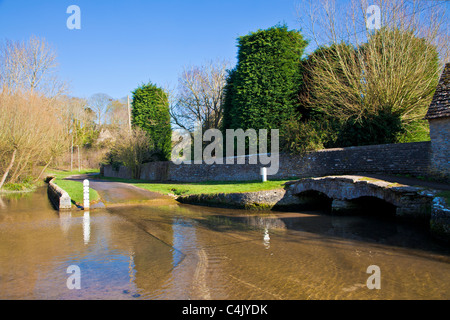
[285,175,438,212]
[286,175,435,193]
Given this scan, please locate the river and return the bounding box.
[0,187,449,299]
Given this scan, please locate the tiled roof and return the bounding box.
[425,63,450,119]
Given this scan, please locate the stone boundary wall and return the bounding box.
[102,141,432,182]
[47,178,72,210]
[101,165,132,180]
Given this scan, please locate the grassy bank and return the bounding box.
[437,191,450,206]
[0,179,40,193]
[46,169,100,205]
[98,175,296,196]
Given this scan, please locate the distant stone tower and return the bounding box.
[425,63,450,181]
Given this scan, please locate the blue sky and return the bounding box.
[0,0,304,99]
[1,1,448,100]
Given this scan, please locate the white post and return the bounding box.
[260,167,267,182]
[83,179,90,210]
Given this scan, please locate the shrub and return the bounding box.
[107,128,153,179]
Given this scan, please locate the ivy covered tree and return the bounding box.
[131,82,172,161]
[223,25,308,133]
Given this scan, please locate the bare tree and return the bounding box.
[0,90,69,188]
[296,0,448,128]
[56,95,88,171]
[0,35,67,98]
[297,0,449,61]
[0,36,70,188]
[107,98,129,132]
[170,59,230,133]
[88,93,112,126]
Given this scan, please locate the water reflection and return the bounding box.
[0,197,6,209]
[83,211,90,245]
[172,217,191,268]
[59,211,72,234]
[263,228,270,249]
[1,188,450,299]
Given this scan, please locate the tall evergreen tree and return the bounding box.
[131,82,172,161]
[221,68,237,132]
[223,25,308,132]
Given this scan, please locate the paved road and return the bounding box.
[66,173,174,207]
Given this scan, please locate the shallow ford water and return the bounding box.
[0,187,449,299]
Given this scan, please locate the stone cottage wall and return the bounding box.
[429,117,450,181]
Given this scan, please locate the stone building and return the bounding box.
[425,63,450,181]
[96,128,115,144]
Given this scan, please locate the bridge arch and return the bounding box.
[343,196,397,216]
[294,190,333,210]
[286,176,433,219]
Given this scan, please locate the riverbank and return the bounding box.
[44,169,101,208]
[94,174,450,242]
[175,188,301,210]
[0,188,36,194]
[38,170,450,242]
[94,174,450,209]
[96,174,296,197]
[63,173,293,209]
[0,180,41,193]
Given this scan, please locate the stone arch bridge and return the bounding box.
[283,175,436,220]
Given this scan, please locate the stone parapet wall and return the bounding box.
[103,165,132,180]
[103,141,432,182]
[47,178,72,210]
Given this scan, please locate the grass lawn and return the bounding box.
[437,191,450,206]
[98,175,297,196]
[46,168,100,205]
